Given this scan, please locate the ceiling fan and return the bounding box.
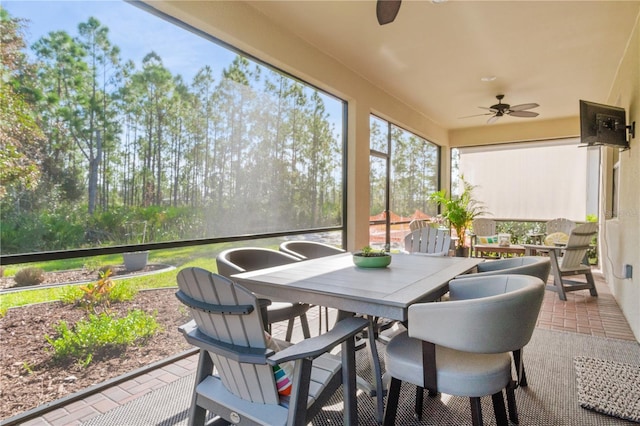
[462,94,540,124]
[377,0,402,25]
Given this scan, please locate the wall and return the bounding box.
[602,11,640,340]
[449,117,579,148]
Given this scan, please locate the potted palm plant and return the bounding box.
[429,179,487,257]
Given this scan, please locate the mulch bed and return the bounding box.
[0,280,192,421]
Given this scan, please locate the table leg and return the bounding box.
[336,311,385,424]
[341,336,358,425]
[366,316,385,423]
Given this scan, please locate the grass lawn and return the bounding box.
[1,239,285,313]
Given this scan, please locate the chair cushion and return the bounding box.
[384,331,511,397]
[544,232,569,246]
[477,235,498,244]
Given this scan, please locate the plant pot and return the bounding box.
[123,251,149,271]
[454,247,470,258]
[352,253,392,268]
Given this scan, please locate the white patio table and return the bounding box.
[233,252,483,422]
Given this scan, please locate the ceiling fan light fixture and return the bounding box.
[481,76,497,82]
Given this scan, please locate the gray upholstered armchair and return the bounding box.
[279,240,345,260]
[279,241,344,333]
[383,275,545,426]
[464,255,551,284]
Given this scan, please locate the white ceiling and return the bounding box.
[246,1,640,130]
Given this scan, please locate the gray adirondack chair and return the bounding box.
[404,227,451,256]
[547,222,598,300]
[176,267,368,426]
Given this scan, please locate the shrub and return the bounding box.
[83,258,102,274]
[59,286,83,304]
[78,270,115,313]
[60,274,137,309]
[45,309,160,365]
[13,267,45,287]
[108,282,138,303]
[97,264,117,278]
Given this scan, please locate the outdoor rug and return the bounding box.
[83,328,640,426]
[574,356,640,422]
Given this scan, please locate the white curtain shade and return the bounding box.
[456,138,599,222]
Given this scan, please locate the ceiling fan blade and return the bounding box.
[459,113,492,119]
[510,103,539,111]
[508,110,539,118]
[377,0,402,25]
[487,115,500,124]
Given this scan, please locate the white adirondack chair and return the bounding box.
[176,267,368,426]
[404,227,451,256]
[470,218,497,257]
[545,217,576,235]
[547,222,598,300]
[409,219,429,231]
[544,218,576,245]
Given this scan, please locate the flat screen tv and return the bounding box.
[580,100,629,149]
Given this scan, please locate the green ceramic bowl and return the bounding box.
[352,253,392,268]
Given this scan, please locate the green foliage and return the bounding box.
[82,258,102,274]
[97,264,117,277]
[72,269,138,313]
[357,245,386,257]
[22,361,34,375]
[45,309,160,365]
[107,281,138,303]
[0,206,86,253]
[40,209,86,250]
[1,7,345,255]
[76,269,138,313]
[429,178,488,248]
[496,221,541,244]
[13,267,45,286]
[586,215,598,265]
[0,9,44,200]
[59,286,83,304]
